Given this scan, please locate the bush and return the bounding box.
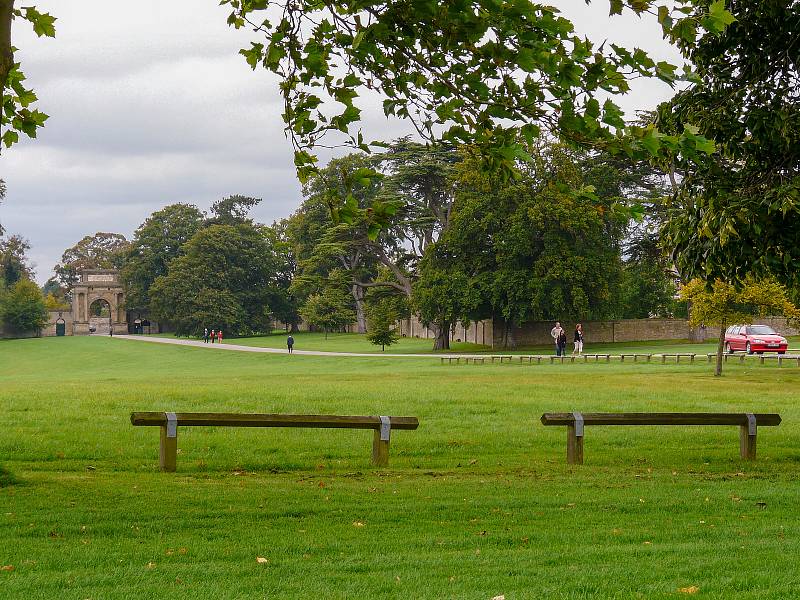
[1,278,47,334]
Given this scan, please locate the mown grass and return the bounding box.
[152,330,800,356]
[155,330,490,353]
[1,336,799,598]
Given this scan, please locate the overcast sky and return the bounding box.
[0,1,681,283]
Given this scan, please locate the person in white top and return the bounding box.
[550,322,564,355]
[573,323,584,355]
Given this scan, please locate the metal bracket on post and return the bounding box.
[746,413,757,436]
[572,412,584,437]
[379,416,391,442]
[165,412,178,438]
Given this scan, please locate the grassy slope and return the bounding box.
[1,337,799,598]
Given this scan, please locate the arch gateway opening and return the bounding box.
[71,269,127,335]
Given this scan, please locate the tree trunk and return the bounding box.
[352,283,366,334]
[501,319,518,350]
[289,321,299,333]
[715,318,726,377]
[0,1,13,94]
[432,320,450,351]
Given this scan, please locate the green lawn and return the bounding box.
[223,330,490,353]
[1,336,799,598]
[152,330,800,356]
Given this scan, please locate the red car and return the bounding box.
[724,324,788,355]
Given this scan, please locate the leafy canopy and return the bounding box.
[660,1,800,287]
[224,0,730,186]
[1,3,55,148]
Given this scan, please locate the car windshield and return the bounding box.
[748,325,777,335]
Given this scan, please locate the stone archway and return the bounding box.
[71,269,127,335]
[89,298,112,334]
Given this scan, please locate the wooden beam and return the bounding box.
[541,413,781,427]
[131,413,419,430]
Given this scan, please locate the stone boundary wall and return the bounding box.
[498,319,704,348]
[398,316,494,346]
[42,311,74,337]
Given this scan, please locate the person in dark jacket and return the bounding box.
[573,323,584,355]
[556,328,567,356]
[287,335,295,354]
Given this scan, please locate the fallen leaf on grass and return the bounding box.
[353,521,365,527]
[678,585,699,594]
[146,562,156,569]
[256,557,269,564]
[491,595,506,600]
[1,565,14,572]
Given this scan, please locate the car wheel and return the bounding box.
[779,351,786,355]
[746,342,753,355]
[725,342,733,354]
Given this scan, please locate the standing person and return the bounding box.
[287,334,294,354]
[203,328,209,343]
[550,322,564,355]
[557,328,567,357]
[573,323,584,355]
[210,329,215,344]
[217,329,223,344]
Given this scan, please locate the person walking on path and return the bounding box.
[217,329,223,344]
[550,322,564,355]
[287,335,294,354]
[203,328,209,343]
[210,329,215,344]
[573,323,584,355]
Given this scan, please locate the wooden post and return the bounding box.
[566,424,584,465]
[372,429,389,466]
[739,425,757,460]
[159,426,177,472]
[661,355,667,364]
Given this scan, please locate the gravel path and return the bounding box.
[113,334,463,358]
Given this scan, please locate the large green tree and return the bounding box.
[0,233,32,287]
[149,223,282,337]
[299,286,357,339]
[661,1,800,287]
[292,154,384,332]
[0,277,46,333]
[53,232,129,291]
[122,203,205,314]
[420,141,627,349]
